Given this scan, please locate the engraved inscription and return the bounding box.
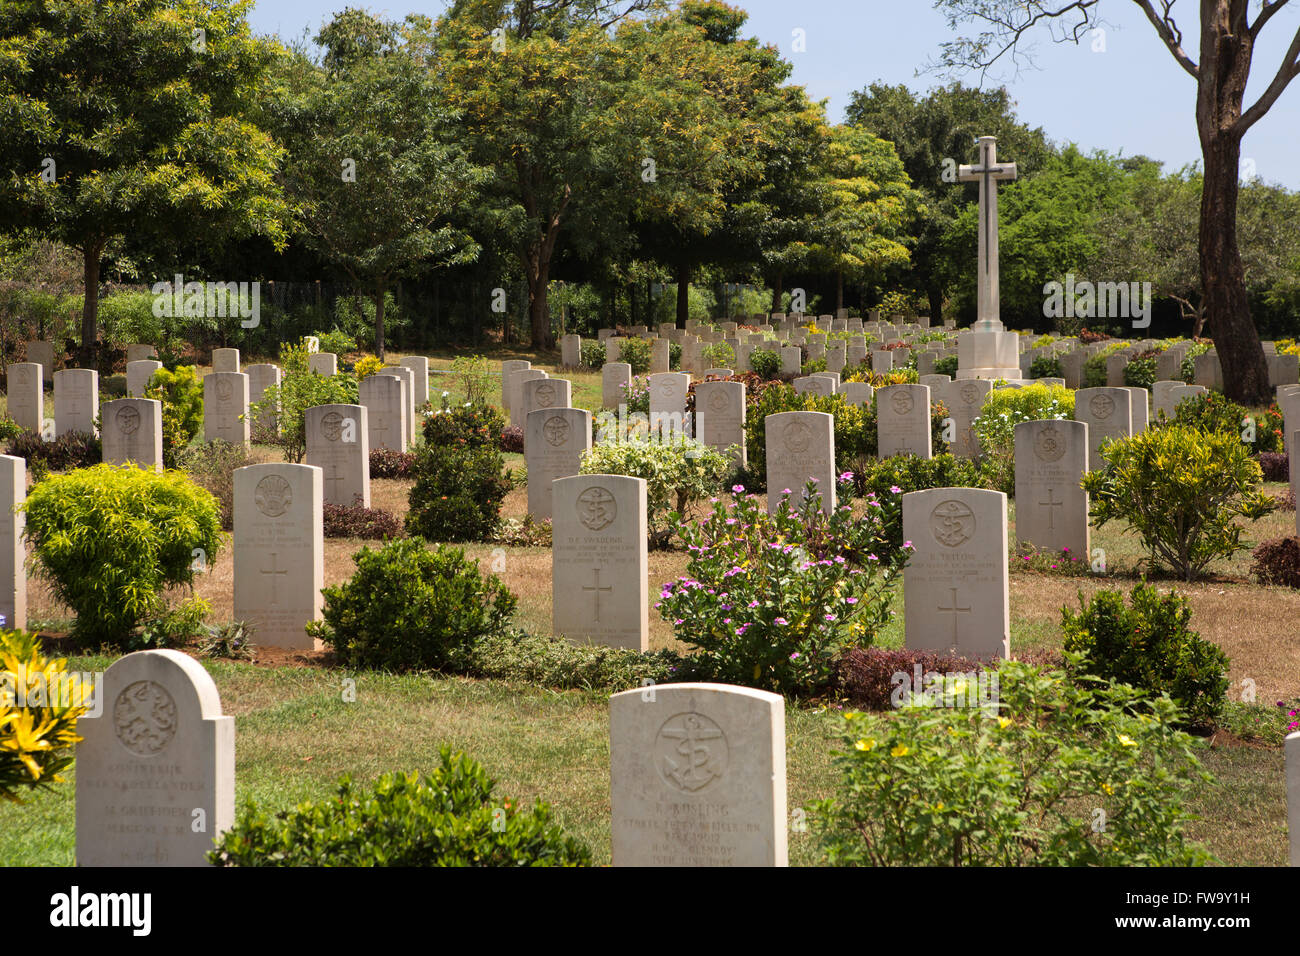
[254,474,293,517]
[656,713,728,793]
[930,499,975,548]
[114,681,178,756]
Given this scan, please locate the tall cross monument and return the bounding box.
[959,136,1017,330]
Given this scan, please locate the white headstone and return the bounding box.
[399,355,430,408]
[1014,420,1089,558]
[380,367,417,444]
[903,487,1010,659]
[233,462,324,649]
[126,359,163,399]
[358,374,408,452]
[695,380,746,466]
[26,341,55,384]
[1288,731,1300,866]
[54,368,99,437]
[1074,387,1134,470]
[765,411,835,514]
[203,372,250,446]
[211,348,240,373]
[125,344,157,364]
[305,404,370,508]
[943,379,992,459]
[308,352,337,377]
[877,384,932,459]
[603,362,633,410]
[841,382,874,407]
[245,364,282,439]
[526,407,592,521]
[552,474,648,650]
[501,360,532,416]
[75,650,234,866]
[509,369,547,428]
[0,455,25,630]
[610,683,787,867]
[560,333,581,368]
[6,362,42,433]
[101,398,163,472]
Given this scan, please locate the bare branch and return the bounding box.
[926,1,1103,81]
[1130,0,1199,78]
[1251,0,1293,39]
[1237,24,1300,132]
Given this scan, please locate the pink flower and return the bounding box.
[890,485,902,494]
[903,540,913,549]
[732,484,745,493]
[774,617,788,625]
[846,597,858,604]
[789,652,800,660]
[824,613,837,621]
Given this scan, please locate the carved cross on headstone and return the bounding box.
[325,465,346,500]
[261,552,288,607]
[937,586,972,652]
[1038,487,1064,531]
[958,136,1017,329]
[583,568,613,623]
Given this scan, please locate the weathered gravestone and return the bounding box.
[211,348,240,373]
[1282,389,1300,464]
[246,364,282,439]
[694,380,746,465]
[54,368,99,437]
[840,382,874,407]
[6,362,42,433]
[650,337,670,374]
[379,367,417,444]
[1288,731,1300,866]
[521,377,572,451]
[1074,387,1133,470]
[603,362,633,410]
[125,344,157,364]
[1125,387,1149,432]
[233,463,324,649]
[942,379,992,459]
[0,455,25,630]
[560,333,582,368]
[552,474,648,651]
[902,487,1010,659]
[780,346,802,376]
[399,355,430,408]
[877,384,932,459]
[1014,420,1089,558]
[307,352,337,377]
[75,650,234,866]
[508,368,547,428]
[1152,380,1186,421]
[526,407,592,521]
[648,372,690,435]
[305,404,370,508]
[203,372,250,446]
[26,341,54,384]
[765,411,835,514]
[500,360,532,418]
[792,375,834,398]
[358,374,408,452]
[101,399,163,472]
[609,683,787,867]
[127,359,163,399]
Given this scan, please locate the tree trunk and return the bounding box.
[835,269,844,313]
[525,246,553,349]
[927,282,944,326]
[79,239,105,370]
[676,261,691,327]
[374,280,387,360]
[1196,3,1270,405]
[771,274,783,314]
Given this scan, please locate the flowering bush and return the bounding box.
[813,659,1213,866]
[1164,392,1285,455]
[619,376,650,415]
[657,482,907,696]
[972,383,1074,493]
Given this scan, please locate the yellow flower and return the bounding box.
[854,738,875,752]
[890,744,910,757]
[1101,783,1114,795]
[843,711,860,721]
[1118,734,1138,748]
[952,680,967,696]
[997,716,1012,729]
[933,802,945,812]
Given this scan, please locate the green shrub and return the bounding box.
[1165,391,1284,454]
[745,385,874,489]
[660,483,905,696]
[749,347,781,379]
[618,337,651,374]
[813,659,1213,866]
[972,382,1074,494]
[1061,582,1230,730]
[406,405,512,541]
[669,340,682,370]
[1029,354,1063,379]
[21,464,222,648]
[209,748,590,866]
[1180,342,1212,384]
[311,538,516,671]
[143,364,205,468]
[1250,536,1300,588]
[466,630,692,690]
[0,417,22,445]
[451,355,494,408]
[580,434,730,548]
[1082,426,1275,580]
[5,429,101,474]
[353,354,385,381]
[580,339,606,369]
[313,328,356,355]
[0,630,90,800]
[932,355,958,377]
[252,340,358,463]
[1123,357,1156,390]
[702,342,735,369]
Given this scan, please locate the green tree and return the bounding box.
[0,0,290,367]
[281,10,486,359]
[929,1,1300,403]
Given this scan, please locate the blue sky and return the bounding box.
[249,0,1300,189]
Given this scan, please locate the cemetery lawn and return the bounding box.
[3,347,1296,866]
